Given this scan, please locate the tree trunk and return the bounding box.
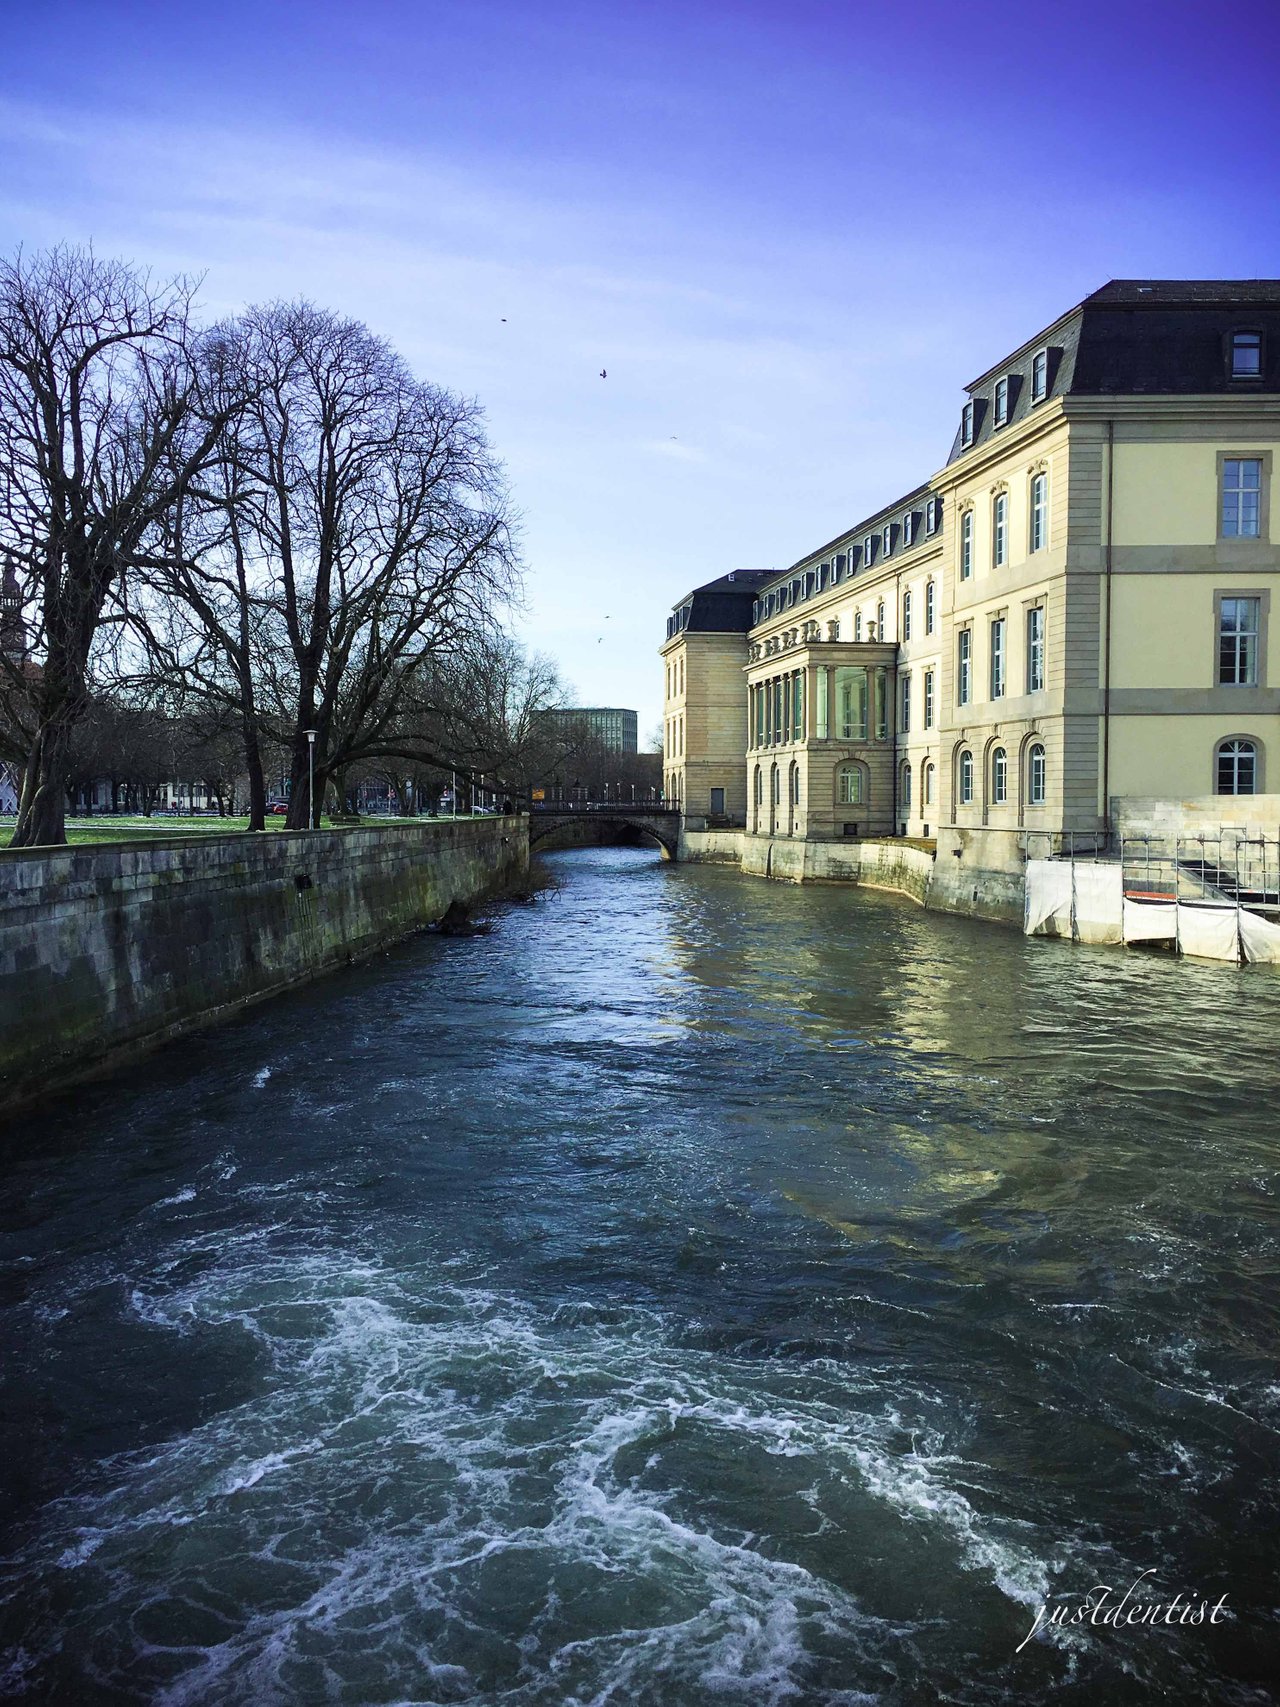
[10,715,72,848]
[242,716,267,831]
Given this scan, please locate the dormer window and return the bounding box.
[961,401,975,446]
[925,495,939,535]
[882,524,893,558]
[1031,348,1048,402]
[863,534,875,568]
[1232,331,1263,380]
[902,512,915,548]
[994,377,1009,428]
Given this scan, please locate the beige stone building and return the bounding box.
[663,280,1280,872]
[660,570,772,818]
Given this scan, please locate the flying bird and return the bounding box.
[599,369,607,378]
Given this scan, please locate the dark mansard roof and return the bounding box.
[947,278,1280,462]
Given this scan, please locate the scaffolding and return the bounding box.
[1023,828,1280,914]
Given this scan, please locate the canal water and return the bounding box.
[1,847,1278,1705]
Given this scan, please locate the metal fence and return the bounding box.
[1024,828,1280,911]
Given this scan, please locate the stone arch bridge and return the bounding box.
[528,804,680,859]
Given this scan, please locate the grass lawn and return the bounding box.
[1,814,465,848]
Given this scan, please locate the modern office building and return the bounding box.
[661,280,1280,871]
[541,707,639,754]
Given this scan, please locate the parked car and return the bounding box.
[268,802,289,816]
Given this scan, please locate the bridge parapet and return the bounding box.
[528,805,679,858]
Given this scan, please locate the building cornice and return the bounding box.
[1060,393,1280,423]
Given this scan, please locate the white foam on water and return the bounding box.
[252,1067,272,1088]
[150,1187,197,1209]
[4,1252,1091,1702]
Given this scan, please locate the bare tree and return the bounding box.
[0,246,239,846]
[218,302,518,829]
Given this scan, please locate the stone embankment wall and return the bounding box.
[0,817,528,1114]
[680,827,1022,923]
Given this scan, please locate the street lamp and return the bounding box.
[304,729,317,828]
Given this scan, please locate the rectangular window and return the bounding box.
[994,377,1009,427]
[923,668,935,728]
[990,617,1006,698]
[902,512,914,547]
[710,787,725,815]
[958,630,971,705]
[835,667,868,740]
[793,672,804,739]
[1031,348,1048,402]
[1030,473,1047,552]
[1232,332,1262,379]
[961,402,975,446]
[1027,606,1045,692]
[756,684,766,747]
[925,580,936,633]
[899,672,911,733]
[816,667,829,738]
[882,524,893,558]
[863,534,875,568]
[993,493,1008,566]
[960,511,973,580]
[925,495,939,535]
[902,591,912,640]
[1218,596,1260,685]
[1222,458,1263,537]
[874,670,888,740]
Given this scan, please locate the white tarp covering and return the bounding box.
[1123,898,1178,943]
[1176,903,1241,963]
[1239,909,1280,965]
[1071,862,1124,945]
[1024,860,1074,937]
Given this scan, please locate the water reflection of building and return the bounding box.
[661,280,1280,867]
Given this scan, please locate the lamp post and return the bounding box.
[304,729,317,828]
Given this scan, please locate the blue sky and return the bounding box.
[2,0,1277,737]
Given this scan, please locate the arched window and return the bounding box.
[790,762,802,804]
[837,764,865,805]
[900,761,912,808]
[959,749,974,805]
[877,600,886,638]
[925,580,936,634]
[854,611,863,641]
[992,746,1008,805]
[1028,743,1046,805]
[923,761,935,805]
[771,764,781,804]
[902,590,912,640]
[1217,738,1257,795]
[754,765,763,804]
